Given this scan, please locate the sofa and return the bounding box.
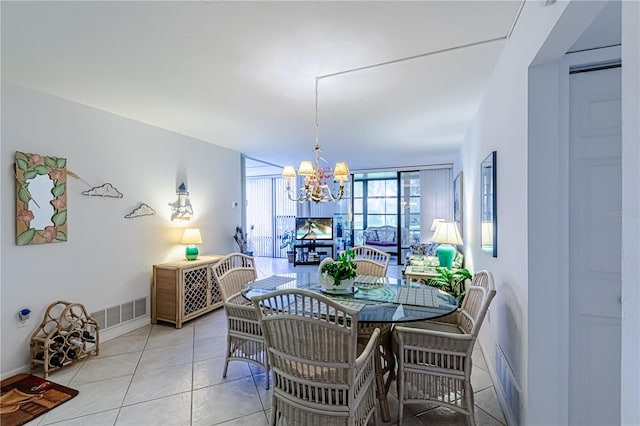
[404,242,464,270]
[363,225,399,254]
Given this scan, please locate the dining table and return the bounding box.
[242,272,459,422]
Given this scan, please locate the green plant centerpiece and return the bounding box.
[319,248,358,288]
[427,267,472,304]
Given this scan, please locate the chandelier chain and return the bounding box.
[281,76,349,203]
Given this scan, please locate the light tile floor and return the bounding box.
[27,257,507,426]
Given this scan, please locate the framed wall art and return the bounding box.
[480,151,497,257]
[15,151,68,245]
[453,171,463,238]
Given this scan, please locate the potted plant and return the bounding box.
[279,230,296,263]
[234,225,251,255]
[428,267,472,304]
[318,248,358,291]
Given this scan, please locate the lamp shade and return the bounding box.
[181,228,203,245]
[430,218,444,232]
[432,221,463,245]
[282,165,297,178]
[297,161,314,176]
[333,162,350,179]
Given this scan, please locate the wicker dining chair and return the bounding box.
[211,253,269,389]
[341,245,391,277]
[392,270,496,426]
[340,245,393,421]
[252,288,380,426]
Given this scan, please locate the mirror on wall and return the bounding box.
[480,151,497,257]
[15,151,68,245]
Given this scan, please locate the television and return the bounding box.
[295,217,333,241]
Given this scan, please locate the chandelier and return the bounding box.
[281,78,350,203]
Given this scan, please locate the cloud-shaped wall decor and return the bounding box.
[82,183,123,198]
[124,203,156,219]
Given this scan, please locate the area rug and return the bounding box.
[1,373,78,426]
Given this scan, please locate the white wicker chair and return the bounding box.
[392,270,496,426]
[341,245,391,277]
[341,245,394,421]
[252,288,380,426]
[212,253,269,389]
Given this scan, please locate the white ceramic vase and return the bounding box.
[317,258,355,292]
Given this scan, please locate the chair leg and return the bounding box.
[223,337,233,378]
[465,382,476,426]
[265,362,270,390]
[397,372,405,426]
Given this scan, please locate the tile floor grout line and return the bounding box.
[112,324,152,425]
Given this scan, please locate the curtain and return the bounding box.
[420,168,453,242]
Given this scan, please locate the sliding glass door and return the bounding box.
[399,171,421,262]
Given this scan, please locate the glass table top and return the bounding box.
[242,273,458,323]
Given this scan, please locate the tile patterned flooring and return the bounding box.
[26,257,507,426]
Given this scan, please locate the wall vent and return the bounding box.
[496,344,521,424]
[90,297,147,331]
[134,297,147,317]
[121,301,134,322]
[91,310,106,330]
[106,306,120,328]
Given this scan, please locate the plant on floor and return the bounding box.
[427,267,472,303]
[279,230,296,251]
[234,226,247,253]
[279,230,296,263]
[320,248,358,286]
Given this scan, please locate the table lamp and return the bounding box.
[181,228,203,261]
[431,221,462,269]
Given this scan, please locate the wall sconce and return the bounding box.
[181,228,203,261]
[170,182,193,222]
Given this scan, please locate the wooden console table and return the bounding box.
[152,255,223,328]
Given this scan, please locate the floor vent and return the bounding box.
[496,344,521,424]
[90,297,147,331]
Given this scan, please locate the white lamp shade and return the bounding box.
[297,161,314,176]
[430,218,444,231]
[181,228,203,245]
[282,165,297,178]
[333,162,350,179]
[431,221,463,245]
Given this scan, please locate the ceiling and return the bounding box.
[2,1,526,175]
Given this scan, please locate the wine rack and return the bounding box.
[30,301,100,378]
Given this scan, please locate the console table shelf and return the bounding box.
[293,243,334,266]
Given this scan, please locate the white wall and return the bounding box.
[1,82,242,377]
[459,1,619,425]
[462,0,640,424]
[621,1,640,424]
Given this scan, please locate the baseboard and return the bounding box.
[98,315,150,342]
[478,342,520,426]
[1,316,150,382]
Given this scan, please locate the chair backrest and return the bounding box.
[252,289,360,396]
[212,253,257,301]
[457,270,496,336]
[342,245,391,277]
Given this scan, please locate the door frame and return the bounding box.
[528,45,621,425]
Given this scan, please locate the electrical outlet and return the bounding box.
[17,317,29,328]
